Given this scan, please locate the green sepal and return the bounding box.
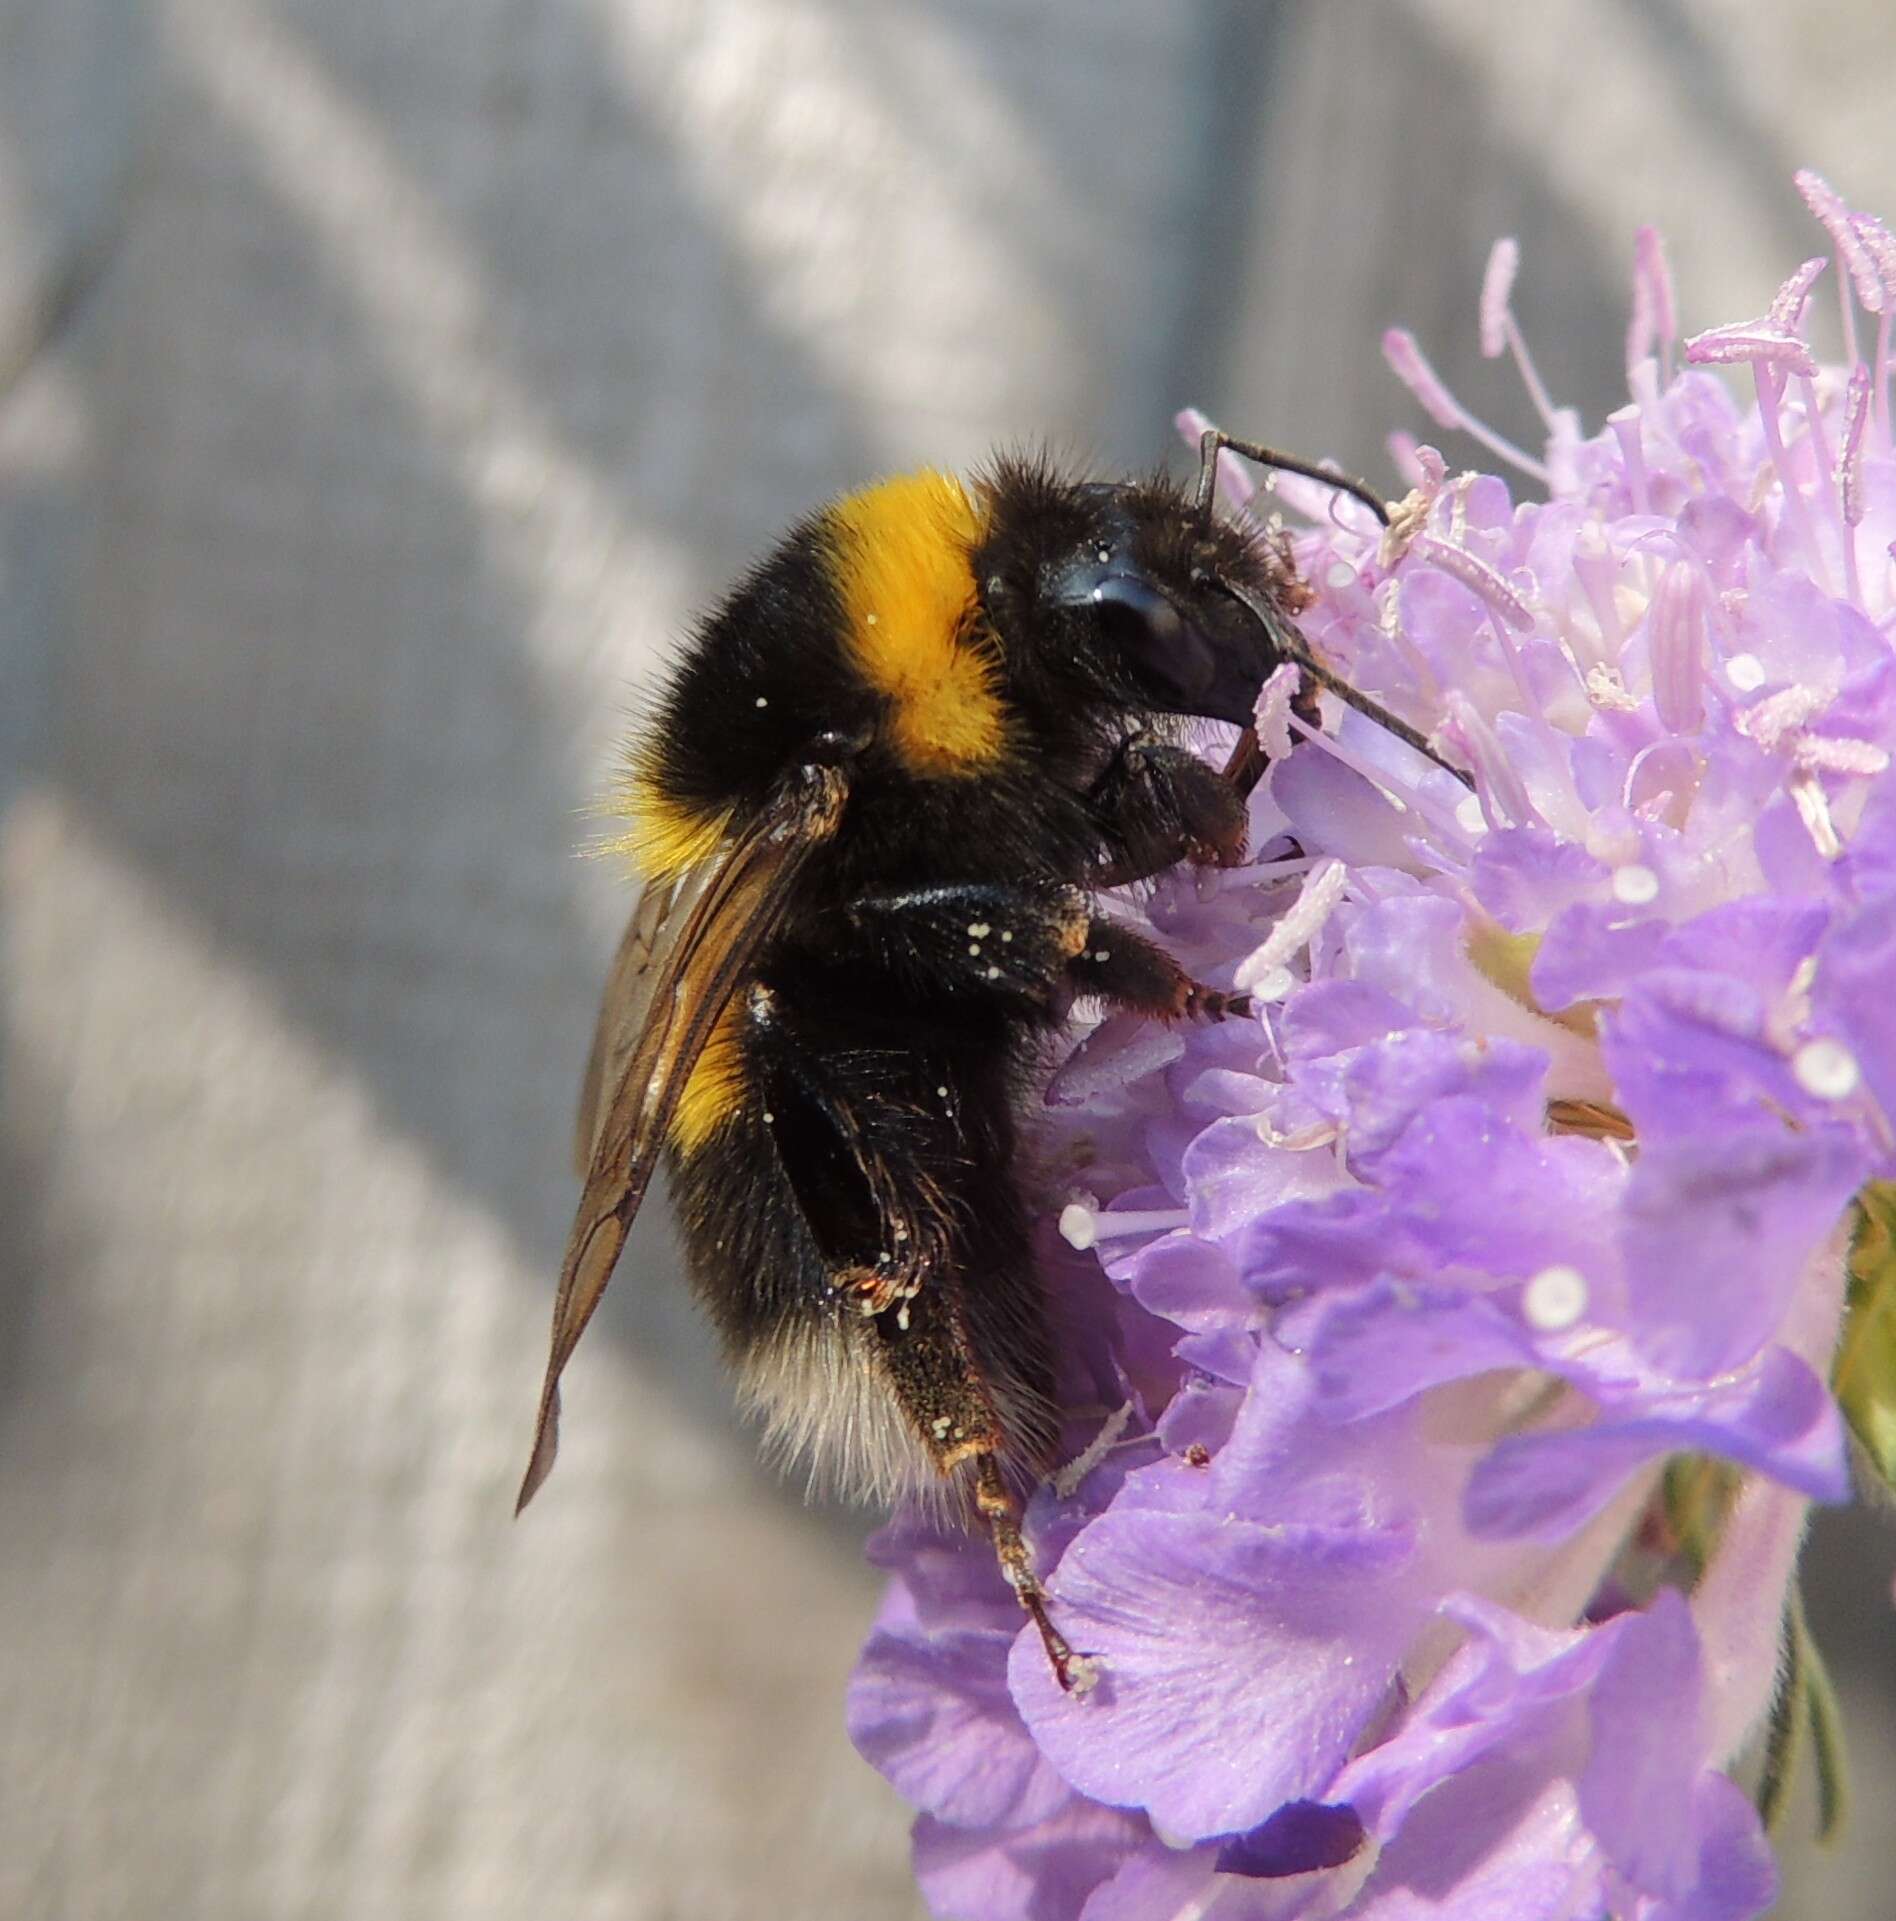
[1755,1584,1851,1846]
[1754,1593,1806,1835]
[1802,1606,1851,1846]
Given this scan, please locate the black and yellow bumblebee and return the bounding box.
[516,431,1459,1688]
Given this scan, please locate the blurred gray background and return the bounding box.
[2,2,1893,1916]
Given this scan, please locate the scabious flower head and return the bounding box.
[850,176,1896,1920]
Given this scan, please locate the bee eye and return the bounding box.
[1084,573,1215,698]
[1087,573,1183,649]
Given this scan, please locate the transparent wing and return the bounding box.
[572,872,682,1178]
[517,763,850,1511]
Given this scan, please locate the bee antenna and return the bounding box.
[1193,428,1392,530]
[1218,576,1477,793]
[1283,640,1475,790]
[1192,432,1471,790]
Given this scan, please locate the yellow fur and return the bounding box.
[670,999,747,1154]
[605,770,731,881]
[595,773,742,1146]
[828,472,1008,775]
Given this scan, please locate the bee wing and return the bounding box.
[518,762,851,1512]
[572,873,682,1178]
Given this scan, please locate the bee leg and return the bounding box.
[838,881,1095,1011]
[971,1452,1087,1692]
[1088,733,1250,887]
[1219,724,1268,799]
[741,984,1063,1438]
[1068,918,1250,1023]
[870,1286,1078,1690]
[829,884,1246,1028]
[738,984,1084,1686]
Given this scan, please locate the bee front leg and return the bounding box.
[1218,672,1326,801]
[1088,732,1251,887]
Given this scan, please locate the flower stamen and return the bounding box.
[1523,1263,1589,1332]
[1793,1038,1861,1102]
[1754,366,1835,596]
[1628,225,1678,386]
[1383,328,1550,483]
[1058,1200,1190,1251]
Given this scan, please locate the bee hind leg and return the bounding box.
[971,1451,1089,1693]
[879,1315,1077,1687]
[739,979,1085,1684]
[860,1274,1082,1691]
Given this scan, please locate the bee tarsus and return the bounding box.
[973,1452,1089,1696]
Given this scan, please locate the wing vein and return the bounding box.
[517,762,849,1511]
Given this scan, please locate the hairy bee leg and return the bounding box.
[725,986,1063,1487]
[1219,725,1267,800]
[878,1286,1071,1683]
[972,1451,1084,1692]
[1088,732,1250,887]
[1068,917,1250,1023]
[836,875,1248,1018]
[837,881,1095,1008]
[738,982,980,1312]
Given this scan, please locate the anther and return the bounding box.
[1794,1037,1861,1101]
[1523,1264,1588,1332]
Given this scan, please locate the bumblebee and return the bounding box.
[517,431,1459,1688]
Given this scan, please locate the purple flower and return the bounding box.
[850,182,1896,1918]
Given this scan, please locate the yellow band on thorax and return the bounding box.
[828,472,1008,776]
[605,776,731,883]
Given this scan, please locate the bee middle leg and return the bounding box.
[835,883,1245,1028]
[1068,918,1250,1023]
[840,881,1094,1011]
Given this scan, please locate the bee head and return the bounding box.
[974,463,1295,729]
